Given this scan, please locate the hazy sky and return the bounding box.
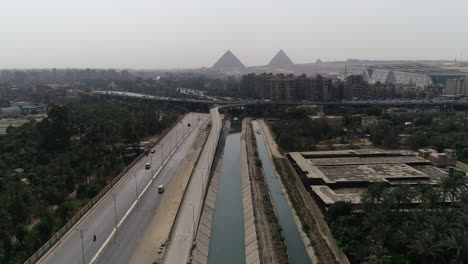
[1,0,467,69]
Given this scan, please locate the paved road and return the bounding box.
[164,107,222,264]
[38,113,207,264]
[97,114,209,263]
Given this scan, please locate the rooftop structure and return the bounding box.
[287,149,454,210]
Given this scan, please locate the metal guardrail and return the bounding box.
[24,114,187,264]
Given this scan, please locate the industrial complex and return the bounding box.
[287,148,459,211]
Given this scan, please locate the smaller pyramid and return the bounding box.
[268,49,294,67]
[212,50,245,69]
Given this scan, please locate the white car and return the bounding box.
[158,185,165,193]
[145,163,151,170]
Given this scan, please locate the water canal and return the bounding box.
[252,120,311,264]
[208,122,245,264]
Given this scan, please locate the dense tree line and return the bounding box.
[0,97,183,263]
[328,170,468,264]
[267,107,337,151]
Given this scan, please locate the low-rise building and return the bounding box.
[418,148,457,167]
[0,107,22,117]
[361,116,384,129]
[287,149,458,212]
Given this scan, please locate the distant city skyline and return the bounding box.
[1,0,467,69]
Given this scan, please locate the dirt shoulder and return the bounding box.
[129,119,211,264]
[260,119,340,264]
[245,118,290,264]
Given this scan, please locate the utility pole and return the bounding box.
[133,173,139,201]
[77,228,87,264]
[161,142,164,166]
[112,194,118,241]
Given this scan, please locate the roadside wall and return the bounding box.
[240,119,261,264]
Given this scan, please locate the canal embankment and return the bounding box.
[252,120,311,264]
[259,119,348,264]
[245,118,289,264]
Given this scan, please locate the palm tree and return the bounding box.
[408,231,445,264]
[445,229,468,263]
[363,183,388,204]
[416,184,433,204]
[391,185,413,212]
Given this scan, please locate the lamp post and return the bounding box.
[133,173,138,201]
[76,228,87,264]
[112,194,118,241]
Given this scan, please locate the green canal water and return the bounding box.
[207,125,245,264]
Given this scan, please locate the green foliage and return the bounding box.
[328,175,468,264]
[255,159,262,168]
[271,115,335,152]
[366,106,383,117]
[370,124,400,149]
[413,116,433,126]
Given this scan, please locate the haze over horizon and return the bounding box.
[1,0,467,69]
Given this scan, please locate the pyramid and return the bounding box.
[268,49,294,67]
[212,50,245,69]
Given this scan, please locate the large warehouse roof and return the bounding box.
[365,63,465,76]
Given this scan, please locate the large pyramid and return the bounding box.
[212,50,245,69]
[268,49,294,67]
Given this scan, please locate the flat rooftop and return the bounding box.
[288,149,449,208]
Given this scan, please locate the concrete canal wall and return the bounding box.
[241,119,261,264]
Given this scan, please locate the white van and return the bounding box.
[158,185,165,193]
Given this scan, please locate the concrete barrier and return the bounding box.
[240,119,260,264]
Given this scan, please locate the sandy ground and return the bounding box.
[129,119,211,264]
[245,118,289,264]
[0,114,45,134]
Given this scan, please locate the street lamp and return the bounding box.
[76,228,87,264]
[161,142,164,166]
[133,173,139,201]
[112,194,118,241]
